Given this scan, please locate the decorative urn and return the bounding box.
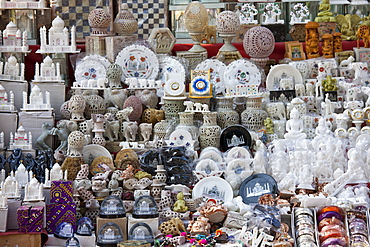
[114,3,138,35]
[88,7,111,36]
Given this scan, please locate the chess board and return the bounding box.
[123,0,168,39]
[55,0,113,40]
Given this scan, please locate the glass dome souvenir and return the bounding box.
[99,195,126,218]
[76,217,94,236]
[54,222,74,239]
[64,235,81,247]
[97,222,124,246]
[128,223,154,243]
[132,195,159,218]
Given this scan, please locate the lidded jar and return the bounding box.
[88,7,111,36]
[199,112,222,149]
[114,3,138,35]
[216,97,240,129]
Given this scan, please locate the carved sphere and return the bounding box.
[243,26,275,58]
[114,3,138,35]
[88,8,111,35]
[107,63,123,80]
[123,95,143,121]
[184,1,208,33]
[68,131,86,149]
[216,11,240,34]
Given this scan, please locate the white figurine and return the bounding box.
[14,162,28,187]
[289,3,309,25]
[240,4,258,24]
[24,177,44,201]
[262,3,284,24]
[297,165,314,190]
[278,172,297,194]
[139,123,152,142]
[284,107,307,139]
[122,121,138,142]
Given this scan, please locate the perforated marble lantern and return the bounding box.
[243,26,275,68]
[216,11,241,57]
[183,1,208,53]
[114,3,138,35]
[88,7,112,36]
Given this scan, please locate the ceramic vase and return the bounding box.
[199,112,221,149]
[176,112,199,140]
[216,97,240,129]
[241,96,268,131]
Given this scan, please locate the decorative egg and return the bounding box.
[216,11,240,34]
[183,1,208,33]
[123,95,143,121]
[243,26,275,58]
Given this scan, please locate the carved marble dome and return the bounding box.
[184,1,208,33]
[8,55,17,65]
[114,3,138,35]
[5,21,17,32]
[44,56,53,66]
[51,16,65,32]
[216,10,240,34]
[88,7,112,36]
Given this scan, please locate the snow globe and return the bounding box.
[97,222,124,247]
[99,195,126,218]
[64,235,81,247]
[54,222,74,239]
[128,222,154,242]
[76,217,94,236]
[132,195,159,218]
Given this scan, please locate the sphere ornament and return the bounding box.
[88,7,111,36]
[216,10,241,57]
[114,3,138,35]
[184,1,208,53]
[243,26,275,67]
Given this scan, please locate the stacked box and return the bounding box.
[46,203,76,233]
[50,181,73,204]
[17,205,30,233]
[17,205,44,233]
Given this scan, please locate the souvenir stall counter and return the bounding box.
[3,1,370,247]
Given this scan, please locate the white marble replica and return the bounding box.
[38,16,79,53]
[21,85,52,111]
[126,78,161,89]
[240,3,258,24]
[24,177,44,201]
[0,0,47,14]
[9,125,32,150]
[0,176,20,198]
[0,21,29,52]
[72,78,107,89]
[252,140,268,174]
[0,132,3,149]
[0,85,15,112]
[284,107,307,139]
[289,3,310,25]
[33,56,63,82]
[194,159,223,180]
[0,191,7,209]
[183,101,210,113]
[0,55,26,81]
[139,123,152,142]
[163,72,186,100]
[44,163,67,187]
[14,162,28,187]
[262,3,284,24]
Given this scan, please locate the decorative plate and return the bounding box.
[219,125,252,152]
[227,147,252,160]
[266,64,303,91]
[199,149,224,163]
[157,55,186,83]
[75,54,111,82]
[192,177,233,203]
[196,59,226,95]
[165,129,194,149]
[82,144,113,165]
[224,59,262,88]
[239,174,278,204]
[115,44,159,83]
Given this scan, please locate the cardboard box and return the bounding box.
[30,82,66,120]
[0,112,18,146]
[127,215,158,235]
[17,205,30,233]
[118,240,151,247]
[0,208,8,232]
[46,203,76,233]
[18,111,55,149]
[7,199,22,230]
[0,230,43,247]
[45,233,96,247]
[96,216,127,241]
[17,205,44,233]
[50,181,73,204]
[22,201,46,227]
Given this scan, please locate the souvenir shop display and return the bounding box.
[3,0,370,247]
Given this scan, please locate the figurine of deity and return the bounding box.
[333,32,343,52]
[7,148,23,171]
[336,15,360,41]
[322,75,338,91]
[305,22,320,59]
[322,33,334,58]
[264,118,274,134]
[315,0,336,22]
[284,108,307,139]
[173,192,188,213]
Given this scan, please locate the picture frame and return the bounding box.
[286,42,306,61]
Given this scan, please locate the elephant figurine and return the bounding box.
[122,121,138,142]
[139,123,152,142]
